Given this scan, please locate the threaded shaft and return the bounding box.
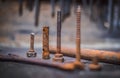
[57,11,61,54]
[76,6,81,61]
[29,33,35,52]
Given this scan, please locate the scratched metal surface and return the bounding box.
[0,47,120,78]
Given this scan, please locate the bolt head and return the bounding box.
[63,63,75,70]
[42,51,50,59]
[27,52,37,57]
[89,63,101,70]
[52,57,64,62]
[74,61,84,70]
[55,53,63,58]
[52,53,64,62]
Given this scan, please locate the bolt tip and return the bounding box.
[77,6,81,12]
[31,33,35,35]
[57,8,61,13]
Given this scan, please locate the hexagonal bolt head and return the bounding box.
[42,51,50,59]
[27,52,37,57]
[52,53,64,62]
[89,57,101,70]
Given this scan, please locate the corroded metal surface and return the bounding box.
[74,6,84,69]
[0,54,75,71]
[0,48,120,78]
[42,26,50,59]
[76,6,81,62]
[50,46,120,65]
[52,11,64,62]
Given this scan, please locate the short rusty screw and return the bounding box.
[42,26,50,59]
[52,11,64,62]
[27,33,37,57]
[74,6,84,69]
[89,56,101,70]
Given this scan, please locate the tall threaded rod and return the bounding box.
[74,6,84,69]
[76,6,81,62]
[57,11,61,54]
[52,11,64,62]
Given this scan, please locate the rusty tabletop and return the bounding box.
[0,47,120,78]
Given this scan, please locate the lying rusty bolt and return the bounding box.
[89,56,101,70]
[52,10,64,62]
[49,46,120,65]
[42,26,50,59]
[73,6,84,69]
[27,33,37,57]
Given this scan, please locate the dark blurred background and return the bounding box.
[0,0,120,51]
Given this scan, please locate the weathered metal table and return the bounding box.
[0,47,120,78]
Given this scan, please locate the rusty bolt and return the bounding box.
[89,56,101,70]
[52,11,64,62]
[74,6,84,69]
[42,26,50,59]
[27,33,37,57]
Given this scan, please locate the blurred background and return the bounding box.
[0,0,120,50]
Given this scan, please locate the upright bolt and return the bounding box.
[74,6,84,69]
[89,56,101,70]
[52,11,64,62]
[42,26,50,59]
[27,33,37,57]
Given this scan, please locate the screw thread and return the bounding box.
[29,33,35,52]
[57,11,61,54]
[76,6,81,61]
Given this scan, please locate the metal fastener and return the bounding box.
[74,6,84,69]
[27,33,37,57]
[42,26,50,59]
[89,56,101,70]
[52,11,64,62]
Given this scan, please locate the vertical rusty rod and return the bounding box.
[29,33,35,52]
[52,11,64,62]
[42,26,50,59]
[76,6,81,62]
[57,11,61,54]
